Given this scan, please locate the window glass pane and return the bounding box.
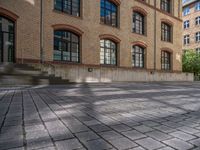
[54,50,62,61]
[161,23,171,42]
[54,0,62,11]
[132,46,144,68]
[100,39,117,65]
[54,30,80,62]
[54,0,80,16]
[100,0,117,27]
[161,51,171,70]
[161,0,170,13]
[133,12,144,35]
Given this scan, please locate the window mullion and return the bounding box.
[70,33,72,62]
[71,0,73,15]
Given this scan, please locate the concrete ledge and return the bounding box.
[30,64,194,83]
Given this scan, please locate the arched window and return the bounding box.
[54,0,80,17]
[133,12,145,35]
[54,30,80,62]
[132,45,145,68]
[100,0,118,27]
[161,22,172,42]
[161,51,171,70]
[100,39,117,65]
[161,0,171,13]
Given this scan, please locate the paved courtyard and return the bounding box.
[1,82,200,150]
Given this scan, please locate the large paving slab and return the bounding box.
[1,82,200,150]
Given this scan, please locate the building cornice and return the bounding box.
[135,0,182,22]
[183,0,198,7]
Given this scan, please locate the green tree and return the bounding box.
[182,50,200,76]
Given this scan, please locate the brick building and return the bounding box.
[183,0,200,53]
[0,0,193,82]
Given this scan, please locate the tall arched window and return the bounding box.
[133,12,145,35]
[54,0,80,17]
[100,0,118,27]
[54,30,80,62]
[132,45,145,68]
[100,39,117,65]
[161,51,171,70]
[161,22,172,42]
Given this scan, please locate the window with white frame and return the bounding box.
[196,16,200,25]
[184,35,190,45]
[183,7,190,16]
[195,2,200,11]
[184,20,189,29]
[196,32,200,42]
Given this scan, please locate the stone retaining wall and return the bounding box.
[30,64,194,83]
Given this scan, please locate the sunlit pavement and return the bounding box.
[1,82,200,150]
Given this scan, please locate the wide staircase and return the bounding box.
[0,63,69,86]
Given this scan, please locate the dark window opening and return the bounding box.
[133,12,145,35]
[100,39,117,65]
[161,51,171,70]
[54,30,80,62]
[132,45,145,68]
[54,0,80,17]
[161,23,172,42]
[100,0,118,27]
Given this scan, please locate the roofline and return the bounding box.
[182,0,198,8]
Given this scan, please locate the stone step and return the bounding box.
[0,63,70,85]
[0,75,69,85]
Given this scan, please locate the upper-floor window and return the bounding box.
[100,39,117,65]
[100,0,118,27]
[195,2,200,11]
[161,0,171,13]
[133,12,145,35]
[183,7,190,16]
[182,0,187,3]
[184,35,190,45]
[184,20,189,29]
[132,45,145,68]
[196,16,200,25]
[196,32,200,42]
[54,0,80,17]
[54,30,80,62]
[196,48,200,54]
[161,23,172,42]
[161,51,171,70]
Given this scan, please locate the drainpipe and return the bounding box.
[153,0,157,70]
[40,0,44,63]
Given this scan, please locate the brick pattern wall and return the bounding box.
[0,0,183,72]
[183,2,200,51]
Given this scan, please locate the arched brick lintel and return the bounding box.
[161,19,174,26]
[99,34,121,43]
[161,47,173,53]
[109,0,121,6]
[132,6,148,16]
[132,41,147,48]
[52,24,84,36]
[0,7,19,21]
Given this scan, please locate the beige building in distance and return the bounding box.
[183,0,200,53]
[0,0,193,82]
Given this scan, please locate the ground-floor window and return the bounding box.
[100,39,117,65]
[161,51,171,70]
[132,45,145,68]
[0,16,15,63]
[54,30,80,62]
